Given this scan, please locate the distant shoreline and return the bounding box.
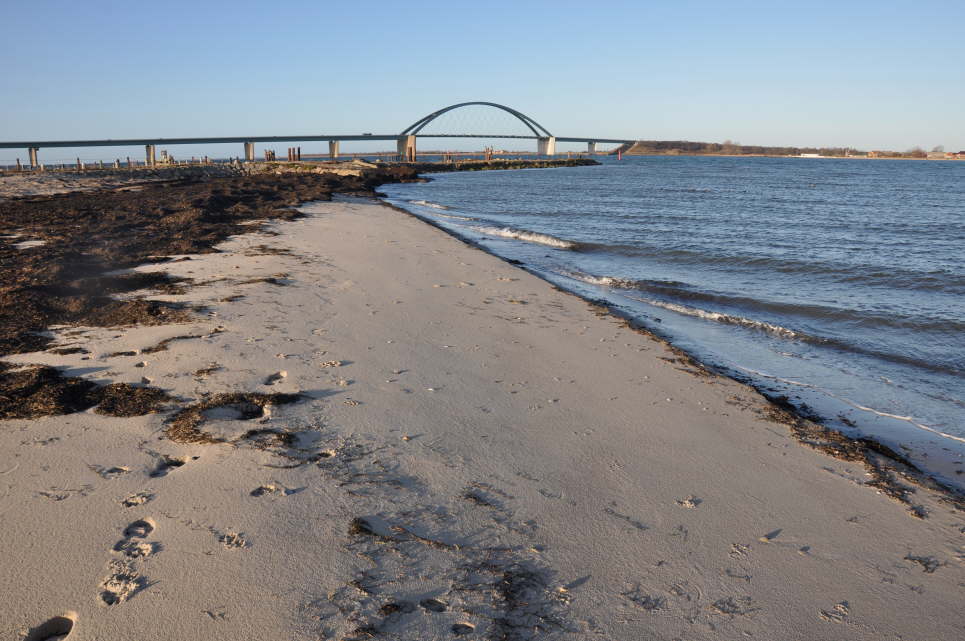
[621,151,964,160]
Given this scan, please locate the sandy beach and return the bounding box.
[2,186,963,640]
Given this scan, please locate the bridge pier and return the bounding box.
[537,136,556,156]
[28,147,39,169]
[329,140,339,160]
[397,135,416,162]
[587,141,596,154]
[243,142,255,162]
[145,144,156,167]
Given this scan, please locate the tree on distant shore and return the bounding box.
[931,145,944,153]
[907,147,927,158]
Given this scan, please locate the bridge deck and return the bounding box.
[0,134,634,149]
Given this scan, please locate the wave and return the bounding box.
[573,242,965,293]
[561,271,965,333]
[472,226,578,249]
[409,199,450,210]
[559,270,963,377]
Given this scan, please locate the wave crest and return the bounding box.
[410,199,450,210]
[473,226,577,249]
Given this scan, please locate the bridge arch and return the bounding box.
[400,102,553,138]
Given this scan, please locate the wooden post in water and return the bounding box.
[15,158,21,171]
[297,146,301,161]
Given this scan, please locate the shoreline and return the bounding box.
[1,168,963,639]
[382,194,965,502]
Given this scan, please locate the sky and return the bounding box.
[2,1,964,163]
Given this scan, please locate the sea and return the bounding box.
[379,155,965,486]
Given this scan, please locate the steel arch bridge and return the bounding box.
[400,101,554,139]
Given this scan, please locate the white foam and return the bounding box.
[472,226,576,249]
[562,271,637,289]
[410,199,450,210]
[625,294,802,339]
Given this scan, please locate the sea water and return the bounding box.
[380,156,965,485]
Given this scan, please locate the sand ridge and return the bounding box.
[1,199,962,640]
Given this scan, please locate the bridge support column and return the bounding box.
[145,144,156,167]
[28,147,39,169]
[587,141,596,154]
[537,136,556,156]
[397,135,416,162]
[329,140,340,160]
[243,142,255,162]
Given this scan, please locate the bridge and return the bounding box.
[0,102,635,168]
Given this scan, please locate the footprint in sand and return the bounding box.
[99,564,144,606]
[264,371,288,385]
[676,495,702,509]
[89,465,130,480]
[149,455,194,478]
[121,492,153,508]
[419,598,448,613]
[759,528,782,543]
[23,613,77,641]
[101,519,158,604]
[123,518,155,538]
[451,623,475,635]
[250,484,299,497]
[114,519,158,558]
[819,601,850,623]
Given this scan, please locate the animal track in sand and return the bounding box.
[622,584,666,611]
[23,612,77,641]
[710,596,758,617]
[219,531,247,549]
[38,486,94,501]
[603,506,649,531]
[819,601,850,623]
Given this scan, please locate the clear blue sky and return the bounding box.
[2,1,964,162]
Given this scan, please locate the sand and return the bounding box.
[1,198,962,640]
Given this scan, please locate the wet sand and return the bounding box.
[1,183,963,639]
